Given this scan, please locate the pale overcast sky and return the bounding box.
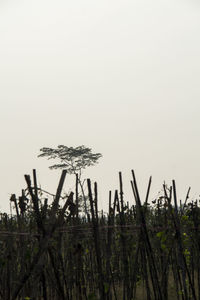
[0,0,200,212]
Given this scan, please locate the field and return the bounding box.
[0,169,200,300]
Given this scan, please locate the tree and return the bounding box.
[38,145,102,215]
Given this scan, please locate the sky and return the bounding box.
[0,0,200,212]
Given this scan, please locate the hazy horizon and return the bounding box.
[1,0,200,212]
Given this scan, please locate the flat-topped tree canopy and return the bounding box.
[38,145,102,175]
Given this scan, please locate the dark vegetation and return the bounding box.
[1,169,200,300]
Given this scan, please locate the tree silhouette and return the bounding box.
[38,145,102,215]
